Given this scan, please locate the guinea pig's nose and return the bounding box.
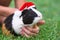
[38,16,40,17]
[37,16,40,17]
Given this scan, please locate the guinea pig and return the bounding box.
[2,7,42,36]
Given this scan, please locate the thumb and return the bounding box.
[33,24,39,30]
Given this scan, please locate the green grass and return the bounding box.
[0,0,60,40]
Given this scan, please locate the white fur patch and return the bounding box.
[28,5,35,9]
[12,10,24,34]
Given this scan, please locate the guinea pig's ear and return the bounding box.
[33,7,36,9]
[20,9,29,17]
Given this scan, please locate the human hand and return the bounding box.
[20,20,45,37]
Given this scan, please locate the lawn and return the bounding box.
[0,0,60,40]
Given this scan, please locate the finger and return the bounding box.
[22,27,36,36]
[37,20,45,26]
[20,29,30,37]
[26,25,39,34]
[32,25,39,33]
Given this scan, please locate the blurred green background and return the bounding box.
[0,0,60,40]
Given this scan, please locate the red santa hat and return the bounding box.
[19,2,35,11]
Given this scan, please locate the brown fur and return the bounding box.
[2,23,11,36]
